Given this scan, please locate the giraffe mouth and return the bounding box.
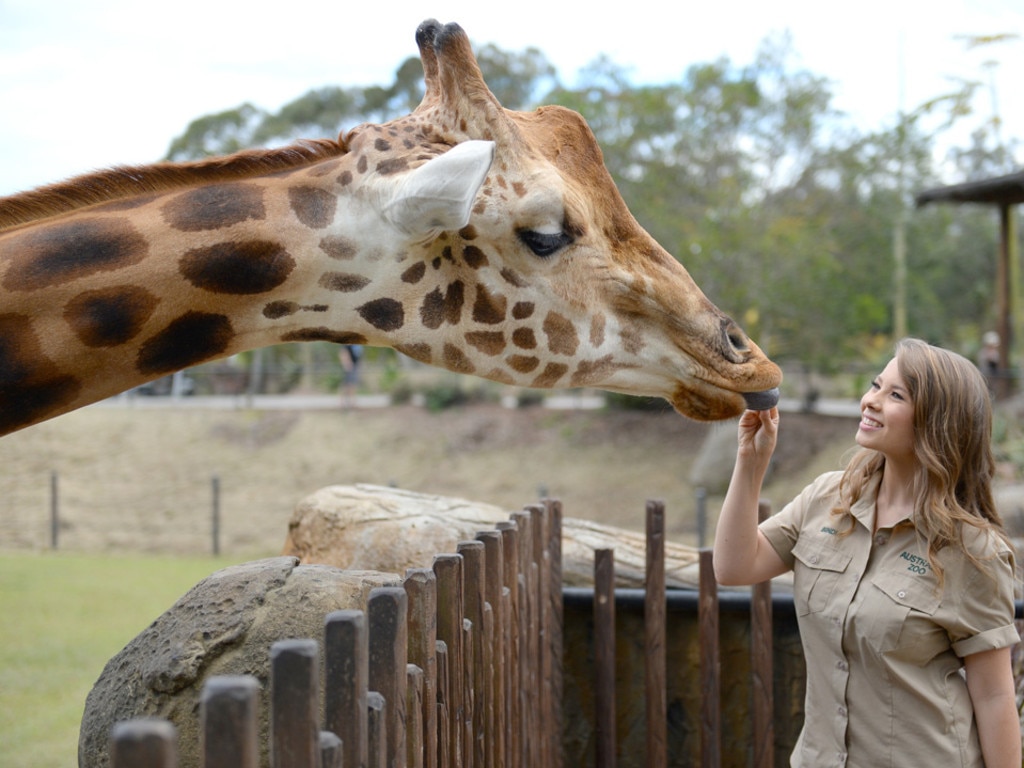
[669,378,780,422]
[742,388,780,411]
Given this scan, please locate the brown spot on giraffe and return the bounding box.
[512,302,535,320]
[64,286,158,347]
[377,157,411,175]
[589,314,606,348]
[420,281,465,329]
[500,268,528,288]
[401,262,427,284]
[264,301,300,319]
[394,342,431,364]
[319,272,371,293]
[161,183,266,231]
[462,245,488,269]
[472,284,506,325]
[281,328,367,345]
[0,313,81,434]
[443,342,475,374]
[289,186,337,229]
[542,312,579,356]
[179,241,295,295]
[306,159,341,178]
[357,298,404,331]
[571,355,632,386]
[512,328,537,349]
[319,236,359,261]
[465,331,505,356]
[2,218,148,291]
[263,301,329,319]
[136,312,235,375]
[532,362,569,387]
[507,354,540,374]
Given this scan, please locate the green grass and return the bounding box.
[0,552,236,768]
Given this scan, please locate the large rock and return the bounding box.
[79,556,400,768]
[282,483,704,589]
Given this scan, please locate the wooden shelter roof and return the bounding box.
[916,169,1024,207]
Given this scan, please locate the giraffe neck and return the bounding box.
[0,143,492,435]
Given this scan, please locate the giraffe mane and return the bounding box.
[0,138,349,232]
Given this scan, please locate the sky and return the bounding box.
[1,0,1021,197]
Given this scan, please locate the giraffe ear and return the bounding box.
[383,140,494,238]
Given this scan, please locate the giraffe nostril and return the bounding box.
[721,320,751,357]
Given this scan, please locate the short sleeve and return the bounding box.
[948,546,1019,657]
[760,471,843,570]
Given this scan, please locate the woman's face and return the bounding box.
[856,357,916,463]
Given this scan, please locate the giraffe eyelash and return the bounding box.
[517,229,574,258]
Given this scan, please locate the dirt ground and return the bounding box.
[0,401,859,557]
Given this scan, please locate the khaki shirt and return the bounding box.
[761,471,1019,768]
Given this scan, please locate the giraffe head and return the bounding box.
[336,20,780,419]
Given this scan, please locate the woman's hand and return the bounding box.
[736,406,779,471]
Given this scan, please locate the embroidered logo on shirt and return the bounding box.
[899,551,931,574]
[820,526,838,535]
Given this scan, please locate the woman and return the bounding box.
[714,338,1020,767]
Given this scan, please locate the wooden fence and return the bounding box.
[103,499,779,767]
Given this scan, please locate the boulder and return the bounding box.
[79,556,400,768]
[282,483,704,589]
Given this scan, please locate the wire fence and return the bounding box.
[0,468,301,556]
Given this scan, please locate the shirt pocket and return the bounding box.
[867,578,945,658]
[792,538,852,616]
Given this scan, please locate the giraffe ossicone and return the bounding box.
[0,19,781,437]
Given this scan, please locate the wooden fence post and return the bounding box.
[369,586,409,768]
[324,609,368,768]
[594,548,616,768]
[458,539,488,768]
[752,500,775,768]
[109,719,178,768]
[270,639,320,768]
[436,640,451,768]
[407,664,425,768]
[433,554,465,768]
[200,676,260,768]
[368,691,387,768]
[319,731,343,768]
[699,549,720,768]
[495,521,520,765]
[544,497,564,768]
[405,568,438,768]
[477,529,506,768]
[511,510,536,766]
[645,500,667,768]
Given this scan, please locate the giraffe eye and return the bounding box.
[517,229,574,258]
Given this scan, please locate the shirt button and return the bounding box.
[837,705,847,717]
[874,534,886,546]
[897,590,907,599]
[836,660,848,671]
[810,555,820,564]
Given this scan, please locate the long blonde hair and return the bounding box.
[834,338,1010,587]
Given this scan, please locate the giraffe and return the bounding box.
[0,20,781,438]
